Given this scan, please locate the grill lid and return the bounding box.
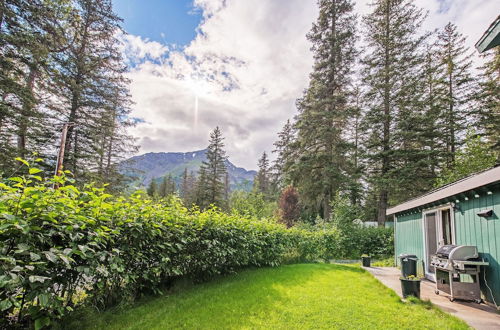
[435,245,479,260]
[436,244,457,258]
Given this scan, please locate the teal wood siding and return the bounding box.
[454,189,500,305]
[395,212,424,267]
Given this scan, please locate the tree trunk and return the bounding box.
[377,190,387,227]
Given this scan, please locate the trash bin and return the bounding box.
[399,254,417,278]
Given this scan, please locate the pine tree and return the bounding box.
[435,131,497,186]
[476,48,500,161]
[420,42,448,176]
[224,172,230,201]
[50,0,137,183]
[254,151,270,196]
[0,0,136,185]
[361,0,427,225]
[197,127,228,209]
[0,0,72,172]
[292,0,357,219]
[147,178,158,198]
[435,22,475,167]
[345,85,364,205]
[181,167,190,200]
[271,119,295,192]
[159,174,176,197]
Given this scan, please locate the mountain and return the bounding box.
[120,149,256,191]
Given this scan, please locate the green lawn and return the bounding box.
[70,264,468,329]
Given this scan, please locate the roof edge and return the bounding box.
[387,166,500,216]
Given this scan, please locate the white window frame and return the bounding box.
[421,204,455,281]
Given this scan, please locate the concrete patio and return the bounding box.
[365,267,500,330]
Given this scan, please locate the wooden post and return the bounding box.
[54,122,74,187]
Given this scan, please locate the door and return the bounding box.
[423,207,455,281]
[424,212,437,277]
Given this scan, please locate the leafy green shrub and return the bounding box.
[229,190,277,219]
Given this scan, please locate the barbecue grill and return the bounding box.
[430,245,489,303]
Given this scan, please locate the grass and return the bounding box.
[372,256,396,267]
[68,264,468,330]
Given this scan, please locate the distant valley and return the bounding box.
[120,149,256,191]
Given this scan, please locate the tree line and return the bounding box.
[0,0,137,187]
[263,0,499,225]
[146,127,231,210]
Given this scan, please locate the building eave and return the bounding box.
[387,166,500,216]
[475,15,500,53]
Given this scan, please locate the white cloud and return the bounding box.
[123,0,500,170]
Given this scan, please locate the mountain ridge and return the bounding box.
[120,149,256,191]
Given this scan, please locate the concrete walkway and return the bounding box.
[364,266,500,330]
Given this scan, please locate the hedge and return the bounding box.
[0,161,392,328]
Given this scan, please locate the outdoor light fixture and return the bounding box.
[477,209,493,218]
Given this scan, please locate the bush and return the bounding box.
[229,190,277,219]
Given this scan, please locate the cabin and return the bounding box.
[388,166,500,305]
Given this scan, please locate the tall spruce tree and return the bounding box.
[475,48,500,161]
[419,42,448,177]
[197,126,228,209]
[435,22,475,167]
[292,0,357,219]
[147,178,158,198]
[254,151,270,196]
[271,119,295,192]
[361,0,427,225]
[0,0,72,172]
[159,174,176,198]
[0,0,137,187]
[50,0,137,183]
[345,85,364,205]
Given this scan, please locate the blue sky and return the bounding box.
[113,0,201,46]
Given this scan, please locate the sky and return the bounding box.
[114,0,500,170]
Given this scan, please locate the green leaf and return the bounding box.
[29,275,50,283]
[11,266,23,272]
[15,157,29,166]
[30,252,41,261]
[37,293,50,307]
[1,213,16,221]
[0,299,12,311]
[17,243,30,251]
[44,251,57,263]
[34,316,50,330]
[8,177,23,183]
[29,168,43,174]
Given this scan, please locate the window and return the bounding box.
[441,209,452,246]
